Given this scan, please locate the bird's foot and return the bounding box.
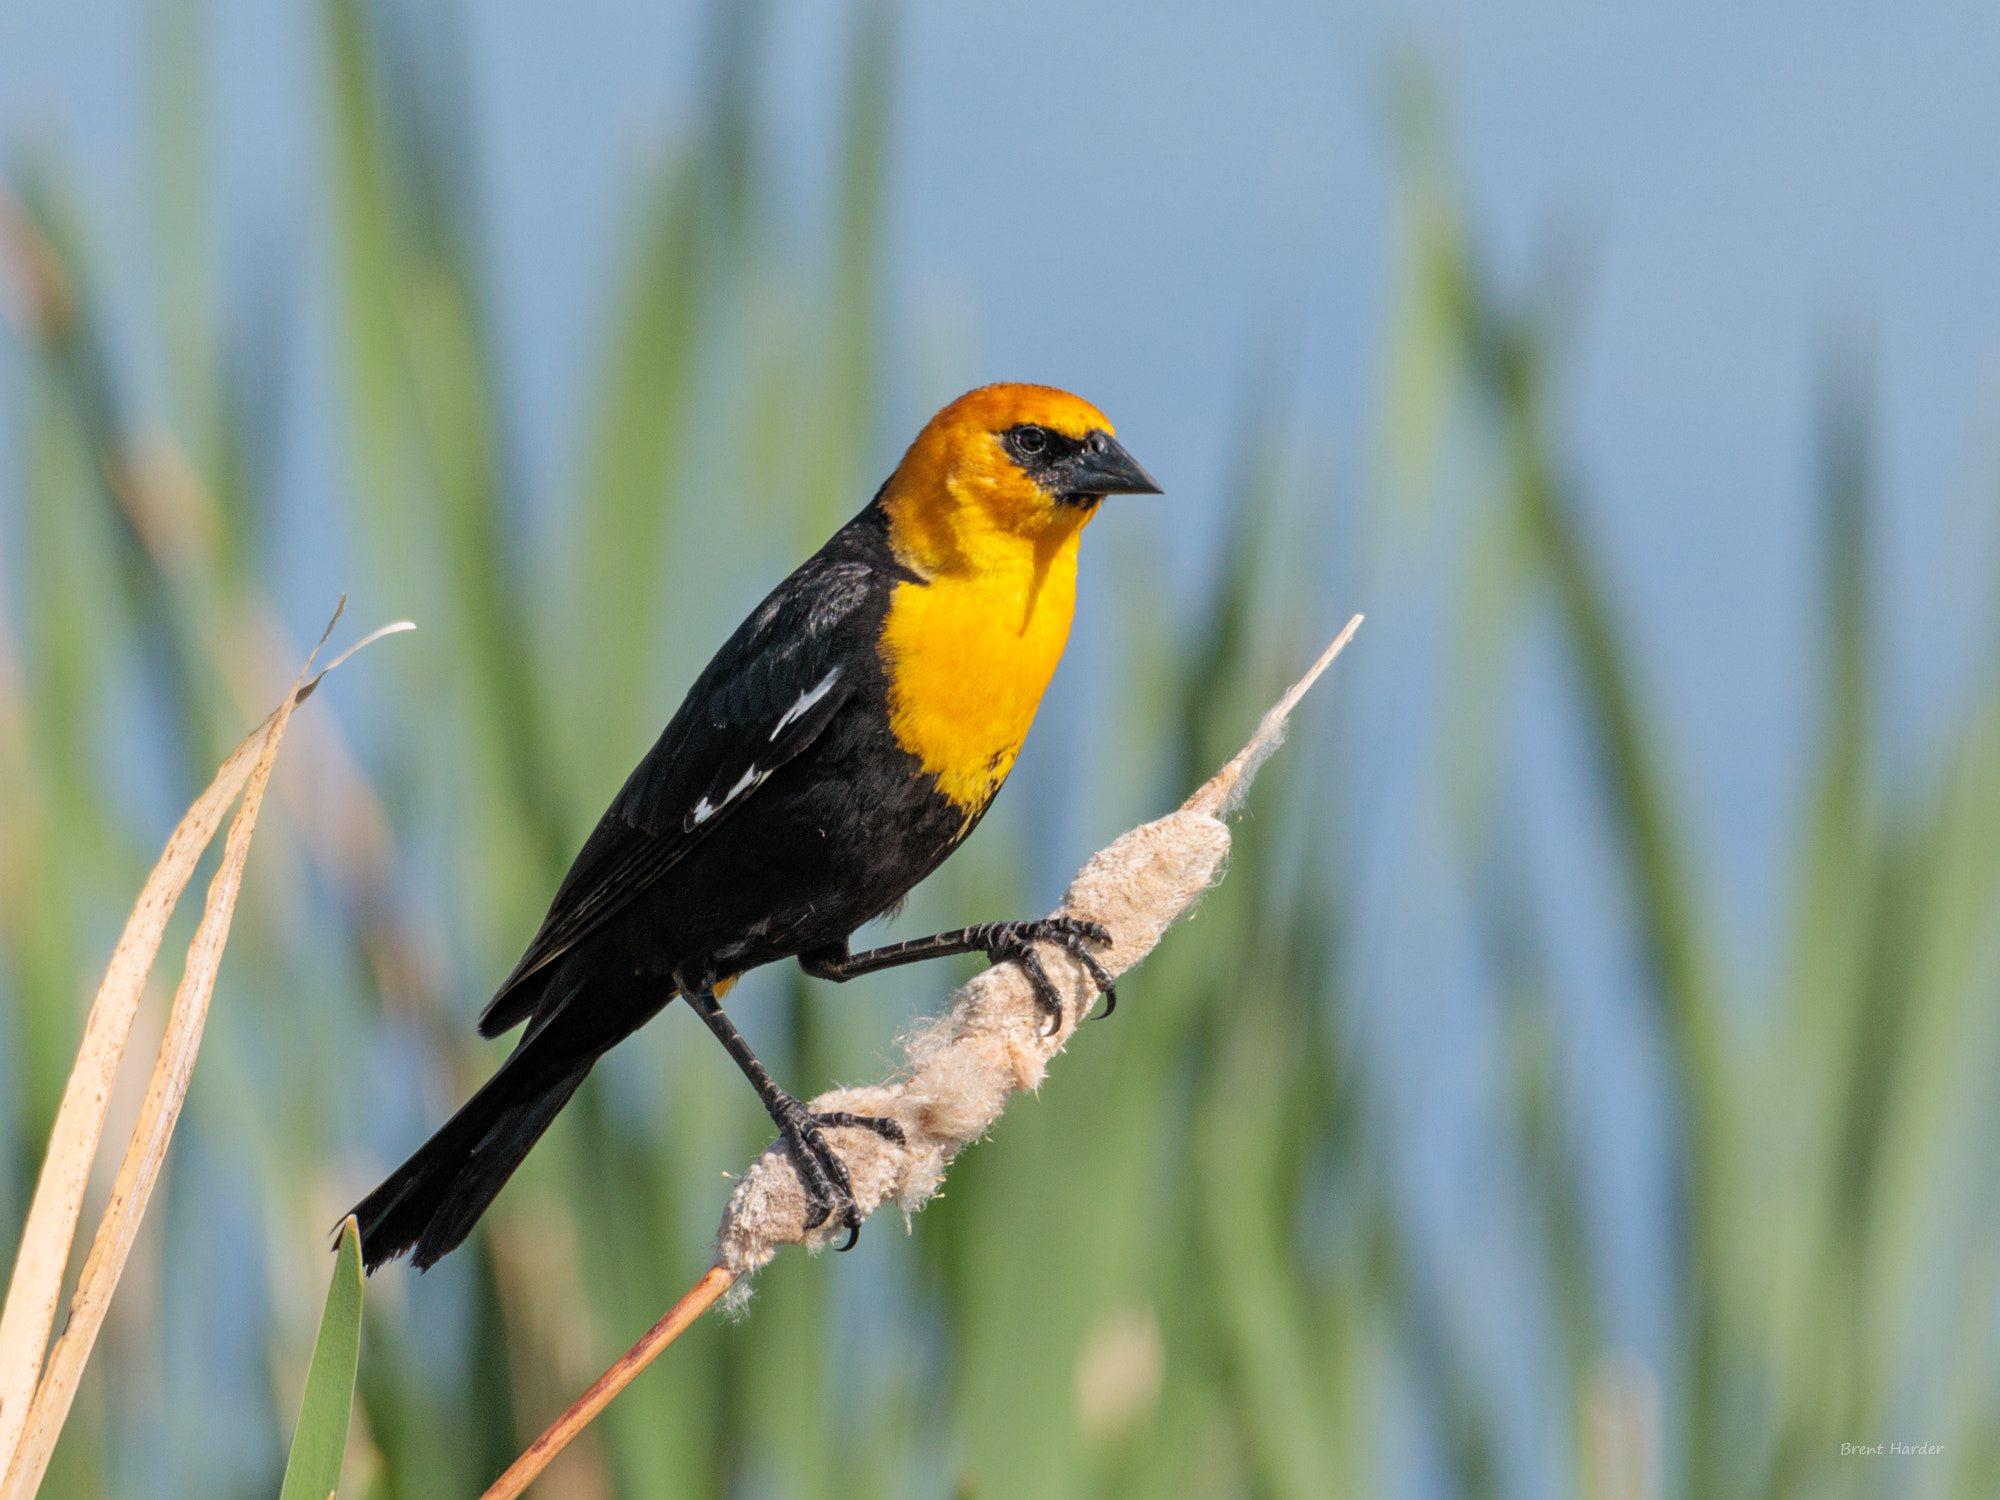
[769,1094,906,1251]
[981,917,1117,1035]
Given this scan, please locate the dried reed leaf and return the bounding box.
[0,608,411,1495]
[0,711,271,1468]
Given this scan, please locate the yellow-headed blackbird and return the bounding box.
[353,384,1160,1270]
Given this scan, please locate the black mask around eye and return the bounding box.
[1001,424,1162,503]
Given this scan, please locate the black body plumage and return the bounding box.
[351,383,1157,1272]
[353,498,976,1270]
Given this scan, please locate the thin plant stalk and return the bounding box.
[480,1266,737,1500]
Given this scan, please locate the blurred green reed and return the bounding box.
[3,5,1999,1499]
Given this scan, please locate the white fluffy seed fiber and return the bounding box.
[713,617,1360,1312]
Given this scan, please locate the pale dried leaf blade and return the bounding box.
[305,618,415,691]
[0,665,307,1499]
[0,605,408,1498]
[0,718,271,1470]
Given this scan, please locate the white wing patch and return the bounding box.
[681,664,843,833]
[690,765,770,830]
[770,666,842,741]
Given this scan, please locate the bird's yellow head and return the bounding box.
[873,385,1158,815]
[879,383,1161,576]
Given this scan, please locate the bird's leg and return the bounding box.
[801,918,1117,1035]
[680,974,904,1251]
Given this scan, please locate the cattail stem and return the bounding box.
[478,1265,736,1500]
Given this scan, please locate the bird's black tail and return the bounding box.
[352,1035,598,1272]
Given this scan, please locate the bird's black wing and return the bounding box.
[477,555,880,1035]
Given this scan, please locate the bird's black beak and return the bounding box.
[1066,432,1163,499]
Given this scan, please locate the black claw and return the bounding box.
[771,1099,904,1248]
[776,1104,840,1231]
[836,1208,862,1252]
[987,929,1064,1033]
[1054,920,1117,1020]
[1063,938,1117,1018]
[1020,946,1064,1035]
[983,918,1117,1034]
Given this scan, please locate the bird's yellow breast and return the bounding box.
[877,534,1079,818]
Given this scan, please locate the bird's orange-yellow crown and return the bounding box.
[922,383,1114,446]
[879,383,1118,575]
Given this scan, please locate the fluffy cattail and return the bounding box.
[714,616,1361,1308]
[481,616,1360,1500]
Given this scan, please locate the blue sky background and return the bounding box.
[10,0,1996,965]
[4,1,1999,1491]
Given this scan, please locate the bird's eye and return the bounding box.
[1015,426,1049,456]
